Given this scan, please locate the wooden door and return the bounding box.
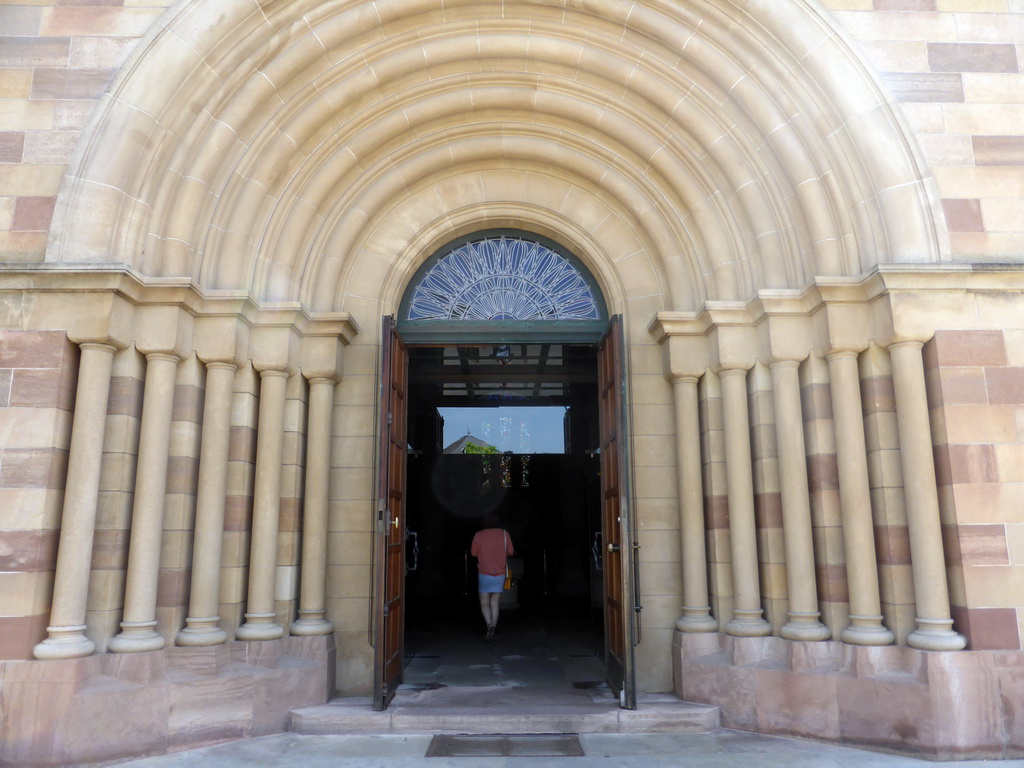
[373,316,408,710]
[597,315,637,709]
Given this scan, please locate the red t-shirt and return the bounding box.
[471,528,514,576]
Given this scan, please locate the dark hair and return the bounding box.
[482,512,500,529]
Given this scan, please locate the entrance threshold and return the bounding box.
[291,692,718,735]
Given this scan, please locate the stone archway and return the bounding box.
[49,0,943,315]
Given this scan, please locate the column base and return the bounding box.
[781,611,831,642]
[908,618,967,651]
[291,616,334,636]
[841,615,894,646]
[176,618,228,647]
[725,609,772,637]
[33,625,95,660]
[108,621,166,653]
[675,606,719,633]
[236,613,284,641]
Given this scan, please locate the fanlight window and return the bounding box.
[404,234,602,321]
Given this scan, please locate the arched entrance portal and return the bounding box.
[373,232,638,711]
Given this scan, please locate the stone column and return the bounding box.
[826,350,894,646]
[33,343,117,660]
[176,361,237,646]
[108,352,180,653]
[770,359,830,641]
[671,374,717,632]
[236,368,289,640]
[889,341,966,651]
[719,367,772,637]
[291,376,336,636]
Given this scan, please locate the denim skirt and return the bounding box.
[478,572,505,593]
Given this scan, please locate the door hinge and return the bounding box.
[383,603,390,618]
[387,411,394,425]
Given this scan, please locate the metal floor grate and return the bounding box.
[425,733,584,757]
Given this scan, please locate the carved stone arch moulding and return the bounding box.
[48,0,945,314]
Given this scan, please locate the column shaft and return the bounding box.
[672,376,717,632]
[770,360,830,641]
[177,362,236,646]
[236,369,288,640]
[720,368,771,637]
[827,351,894,645]
[889,342,966,651]
[33,343,116,660]
[109,353,179,653]
[292,377,335,636]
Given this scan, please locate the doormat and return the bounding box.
[425,734,584,757]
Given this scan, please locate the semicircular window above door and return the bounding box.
[399,230,608,343]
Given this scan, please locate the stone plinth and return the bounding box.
[0,636,335,768]
[673,630,1024,760]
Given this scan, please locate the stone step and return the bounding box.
[291,689,720,736]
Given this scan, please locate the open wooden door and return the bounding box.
[597,315,638,709]
[373,316,408,711]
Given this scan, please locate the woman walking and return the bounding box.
[470,513,515,641]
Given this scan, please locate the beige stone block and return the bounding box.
[39,7,164,37]
[963,72,1024,103]
[953,12,1024,43]
[937,0,1008,9]
[0,407,69,448]
[0,99,55,131]
[326,564,371,599]
[328,500,374,534]
[950,232,1024,260]
[897,103,945,133]
[944,104,1024,135]
[944,404,1018,444]
[935,163,1024,200]
[980,199,1024,232]
[0,69,33,98]
[917,134,974,166]
[329,467,372,502]
[832,11,957,41]
[632,434,675,468]
[87,567,126,610]
[325,597,371,633]
[964,565,1024,608]
[218,565,248,604]
[0,488,61,530]
[0,569,53,615]
[859,41,930,72]
[0,163,64,196]
[952,482,1024,525]
[631,403,675,436]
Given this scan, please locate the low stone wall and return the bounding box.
[674,630,1024,760]
[0,635,336,767]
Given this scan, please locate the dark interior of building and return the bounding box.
[401,344,608,689]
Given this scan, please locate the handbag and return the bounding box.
[503,531,513,590]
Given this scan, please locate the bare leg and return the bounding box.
[488,593,501,632]
[478,592,494,629]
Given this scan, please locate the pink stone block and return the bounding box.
[755,667,840,740]
[932,331,1007,367]
[837,676,935,755]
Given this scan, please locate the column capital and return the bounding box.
[812,295,872,358]
[133,304,194,358]
[708,323,758,374]
[194,315,249,366]
[301,334,345,382]
[249,324,299,374]
[758,311,813,365]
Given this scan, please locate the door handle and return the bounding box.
[607,543,620,553]
[392,516,400,529]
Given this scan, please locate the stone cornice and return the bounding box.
[0,265,360,344]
